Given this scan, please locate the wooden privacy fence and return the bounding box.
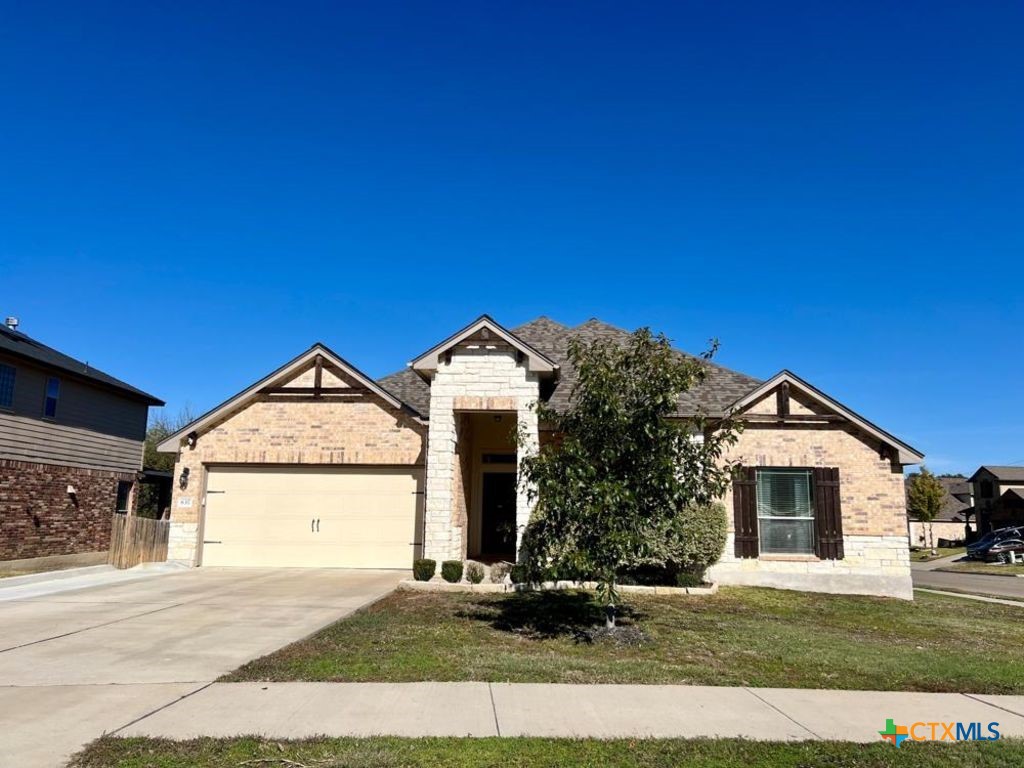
[108,513,170,569]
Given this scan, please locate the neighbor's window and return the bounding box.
[0,364,14,409]
[757,469,815,555]
[115,481,132,514]
[43,376,60,419]
[980,479,994,499]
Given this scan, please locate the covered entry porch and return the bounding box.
[454,411,519,562]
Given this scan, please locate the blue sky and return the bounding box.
[1,1,1021,474]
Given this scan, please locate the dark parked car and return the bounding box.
[962,528,1019,561]
[967,527,1024,562]
[980,538,1024,564]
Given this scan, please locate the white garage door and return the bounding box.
[201,466,422,568]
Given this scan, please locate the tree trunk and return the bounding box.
[928,522,936,554]
[605,602,616,629]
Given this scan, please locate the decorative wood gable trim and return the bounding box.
[728,370,924,465]
[409,314,559,380]
[156,344,421,453]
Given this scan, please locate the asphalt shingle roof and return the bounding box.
[377,316,761,418]
[977,466,1024,483]
[0,324,163,405]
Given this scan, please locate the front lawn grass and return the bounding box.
[937,562,1024,577]
[223,587,1024,693]
[910,546,965,562]
[69,736,1024,768]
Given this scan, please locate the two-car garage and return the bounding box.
[157,344,429,570]
[200,466,423,569]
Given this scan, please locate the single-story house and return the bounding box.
[0,317,164,572]
[157,315,922,598]
[905,476,973,546]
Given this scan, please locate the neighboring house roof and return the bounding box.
[1002,488,1024,504]
[905,475,973,522]
[727,370,924,465]
[378,316,762,418]
[157,343,418,452]
[0,323,163,406]
[968,466,1024,483]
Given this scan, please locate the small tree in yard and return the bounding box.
[907,467,945,554]
[518,329,740,629]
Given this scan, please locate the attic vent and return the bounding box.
[4,317,18,331]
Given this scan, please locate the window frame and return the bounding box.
[43,376,60,420]
[755,467,817,557]
[0,363,15,410]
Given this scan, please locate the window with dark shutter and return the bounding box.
[732,467,758,558]
[757,469,816,555]
[812,467,844,560]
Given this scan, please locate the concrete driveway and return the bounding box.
[0,567,403,767]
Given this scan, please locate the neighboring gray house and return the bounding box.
[0,318,163,570]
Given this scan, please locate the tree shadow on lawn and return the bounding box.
[455,590,647,641]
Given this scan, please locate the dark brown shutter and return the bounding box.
[733,466,758,558]
[813,467,844,560]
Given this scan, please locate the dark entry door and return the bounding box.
[481,472,517,556]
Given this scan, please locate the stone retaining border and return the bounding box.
[397,579,718,596]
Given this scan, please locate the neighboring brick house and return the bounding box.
[0,318,164,571]
[905,476,973,548]
[158,315,922,598]
[969,466,1024,532]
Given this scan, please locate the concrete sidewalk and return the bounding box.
[119,682,1024,742]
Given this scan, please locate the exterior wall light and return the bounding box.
[179,467,190,490]
[186,431,198,449]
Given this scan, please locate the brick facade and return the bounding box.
[166,370,426,564]
[707,393,914,599]
[0,458,135,561]
[160,339,916,599]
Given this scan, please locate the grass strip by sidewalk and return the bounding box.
[70,736,1024,768]
[935,562,1024,577]
[223,587,1024,693]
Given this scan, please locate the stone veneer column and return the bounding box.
[514,404,539,559]
[423,346,541,564]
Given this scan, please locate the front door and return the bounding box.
[481,472,517,558]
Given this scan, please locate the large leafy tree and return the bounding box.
[907,467,945,553]
[518,328,740,627]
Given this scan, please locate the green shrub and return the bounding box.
[412,558,436,581]
[465,562,485,584]
[619,565,672,586]
[489,561,513,583]
[666,501,727,583]
[509,564,529,584]
[441,560,464,583]
[674,571,706,588]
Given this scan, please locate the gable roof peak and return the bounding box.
[728,369,924,465]
[409,315,559,379]
[157,343,418,452]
